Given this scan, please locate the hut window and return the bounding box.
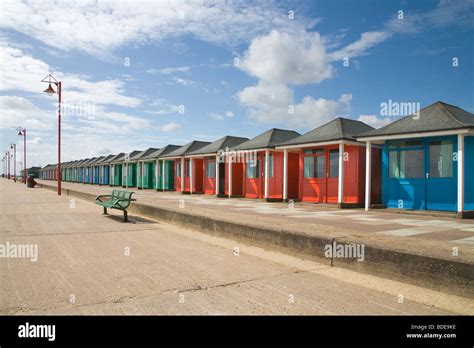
[389,149,424,179]
[329,149,339,178]
[185,160,190,177]
[246,159,260,178]
[268,154,274,178]
[429,140,453,178]
[206,161,216,178]
[303,148,325,178]
[176,162,181,177]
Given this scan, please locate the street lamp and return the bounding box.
[1,156,5,178]
[41,74,62,195]
[17,127,27,184]
[5,151,10,179]
[9,143,16,182]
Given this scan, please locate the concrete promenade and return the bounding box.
[1,179,473,314]
[34,179,474,296]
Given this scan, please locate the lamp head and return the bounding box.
[43,83,56,95]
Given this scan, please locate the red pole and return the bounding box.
[24,129,27,184]
[13,144,16,182]
[7,151,10,179]
[57,82,62,195]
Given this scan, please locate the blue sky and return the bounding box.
[1,0,473,169]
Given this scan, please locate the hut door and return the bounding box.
[426,138,456,211]
[259,153,265,199]
[219,162,225,195]
[326,148,339,203]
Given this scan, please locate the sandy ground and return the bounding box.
[1,179,473,315]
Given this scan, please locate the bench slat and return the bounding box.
[95,190,134,210]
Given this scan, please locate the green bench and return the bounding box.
[95,190,136,222]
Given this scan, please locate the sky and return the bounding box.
[1,0,473,171]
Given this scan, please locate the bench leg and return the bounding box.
[103,207,108,215]
[123,210,128,222]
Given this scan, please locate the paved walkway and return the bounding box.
[1,179,472,314]
[36,179,474,263]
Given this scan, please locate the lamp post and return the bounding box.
[5,151,10,179]
[42,74,62,195]
[10,143,16,182]
[17,127,27,184]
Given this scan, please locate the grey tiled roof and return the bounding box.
[81,157,98,166]
[104,153,125,164]
[71,159,88,167]
[124,150,143,161]
[95,154,116,165]
[130,148,159,161]
[279,117,374,146]
[358,101,474,138]
[140,145,182,160]
[162,141,212,158]
[232,128,300,150]
[87,156,106,166]
[40,164,53,171]
[65,160,79,168]
[187,136,249,156]
[109,150,141,163]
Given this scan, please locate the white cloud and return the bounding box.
[1,0,311,56]
[220,80,231,89]
[236,28,392,127]
[171,77,195,87]
[357,114,392,129]
[147,66,190,74]
[0,38,141,107]
[28,137,43,145]
[240,30,333,85]
[149,99,183,115]
[238,82,352,127]
[386,0,474,34]
[328,31,390,61]
[207,111,234,121]
[0,95,53,130]
[161,122,181,132]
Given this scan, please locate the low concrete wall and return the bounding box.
[39,182,474,298]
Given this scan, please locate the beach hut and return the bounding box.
[131,148,159,189]
[40,164,54,180]
[65,161,77,181]
[122,150,142,188]
[138,145,181,191]
[357,101,474,216]
[81,157,97,184]
[277,118,381,206]
[230,128,300,200]
[74,159,89,183]
[161,141,212,193]
[44,164,57,180]
[108,153,125,186]
[88,156,105,184]
[61,162,67,181]
[185,136,249,195]
[97,154,115,185]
